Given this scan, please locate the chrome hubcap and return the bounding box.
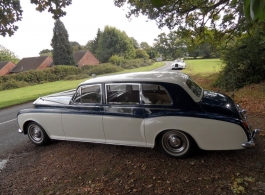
[28,124,43,142]
[162,131,188,154]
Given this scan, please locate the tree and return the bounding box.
[114,0,265,43]
[130,37,139,49]
[39,49,53,57]
[86,28,102,56]
[154,32,187,60]
[0,0,72,37]
[97,26,136,63]
[184,27,220,58]
[140,42,150,50]
[0,45,20,63]
[215,20,265,90]
[70,41,82,52]
[51,19,74,65]
[135,49,149,59]
[2,0,265,37]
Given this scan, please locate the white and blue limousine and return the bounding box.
[17,72,260,158]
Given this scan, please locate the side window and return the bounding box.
[141,84,172,105]
[106,84,140,105]
[74,84,101,104]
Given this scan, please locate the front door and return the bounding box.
[62,84,105,143]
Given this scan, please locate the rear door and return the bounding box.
[103,83,146,146]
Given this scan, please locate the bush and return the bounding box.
[0,79,29,90]
[86,63,123,75]
[214,33,265,91]
[120,58,153,69]
[108,55,125,65]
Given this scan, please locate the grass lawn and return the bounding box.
[182,58,224,90]
[183,58,224,76]
[0,62,165,109]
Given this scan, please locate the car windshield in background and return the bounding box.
[175,60,183,62]
[186,79,202,97]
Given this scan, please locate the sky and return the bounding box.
[0,0,170,59]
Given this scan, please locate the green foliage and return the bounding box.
[0,66,81,90]
[244,0,265,20]
[51,20,75,65]
[0,45,20,63]
[97,26,136,63]
[1,0,72,37]
[131,37,139,49]
[0,0,22,36]
[120,58,153,69]
[0,79,28,90]
[154,32,187,59]
[214,32,265,91]
[108,55,125,65]
[30,0,72,19]
[86,63,123,75]
[39,49,53,57]
[70,41,82,52]
[135,49,149,59]
[85,28,102,56]
[0,64,124,91]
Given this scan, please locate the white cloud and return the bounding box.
[0,0,169,59]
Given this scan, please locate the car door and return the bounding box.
[103,83,146,146]
[61,84,105,143]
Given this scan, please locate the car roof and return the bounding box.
[80,71,189,85]
[79,71,203,102]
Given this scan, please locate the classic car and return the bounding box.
[171,59,186,70]
[17,72,260,158]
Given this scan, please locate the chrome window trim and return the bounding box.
[73,84,102,104]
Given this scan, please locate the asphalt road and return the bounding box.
[0,102,33,156]
[0,62,174,157]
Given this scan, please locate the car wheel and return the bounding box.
[27,122,50,146]
[159,130,195,158]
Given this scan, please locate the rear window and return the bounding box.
[186,79,202,97]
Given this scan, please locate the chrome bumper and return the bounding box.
[242,129,260,148]
[18,128,23,134]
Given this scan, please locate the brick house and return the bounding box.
[74,50,99,67]
[10,56,53,73]
[0,61,16,76]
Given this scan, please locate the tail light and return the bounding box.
[242,121,250,130]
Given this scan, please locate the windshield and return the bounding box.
[186,78,203,97]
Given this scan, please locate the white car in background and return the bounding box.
[171,59,186,70]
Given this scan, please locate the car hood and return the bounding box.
[199,90,240,118]
[33,89,76,107]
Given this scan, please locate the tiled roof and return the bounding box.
[0,61,9,69]
[10,56,50,73]
[74,50,87,65]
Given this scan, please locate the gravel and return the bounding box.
[0,114,264,195]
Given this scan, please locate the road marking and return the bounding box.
[0,118,16,125]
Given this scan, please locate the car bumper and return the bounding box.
[242,129,260,148]
[18,128,23,134]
